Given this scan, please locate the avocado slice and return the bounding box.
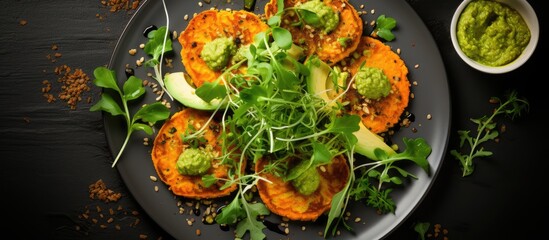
[164,72,226,110]
[305,57,396,160]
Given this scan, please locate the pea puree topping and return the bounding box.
[354,66,391,100]
[299,0,339,34]
[289,160,320,196]
[200,37,236,71]
[456,0,530,67]
[177,146,214,176]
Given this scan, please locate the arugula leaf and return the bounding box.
[215,196,247,225]
[90,66,170,167]
[451,90,529,176]
[235,201,269,240]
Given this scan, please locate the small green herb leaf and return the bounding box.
[215,197,246,225]
[324,185,348,237]
[298,9,321,26]
[451,90,529,176]
[93,67,121,92]
[243,0,256,11]
[131,123,153,135]
[144,26,173,62]
[142,25,174,100]
[123,76,146,101]
[195,82,227,103]
[373,15,397,41]
[90,93,125,117]
[395,138,432,174]
[133,102,171,123]
[201,174,218,188]
[414,222,430,240]
[311,141,334,166]
[272,26,293,50]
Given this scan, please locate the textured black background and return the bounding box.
[1,0,545,239]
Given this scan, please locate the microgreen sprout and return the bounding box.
[90,67,170,167]
[144,25,173,100]
[451,90,529,176]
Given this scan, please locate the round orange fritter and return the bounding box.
[151,108,243,199]
[264,0,362,66]
[255,155,349,221]
[178,9,269,88]
[342,36,411,134]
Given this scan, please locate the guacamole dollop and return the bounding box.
[456,0,530,67]
[200,37,236,71]
[300,0,339,34]
[354,66,391,100]
[176,147,214,176]
[290,161,321,196]
[230,44,250,65]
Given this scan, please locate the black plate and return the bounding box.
[105,0,451,239]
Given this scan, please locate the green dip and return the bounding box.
[299,0,339,34]
[456,0,530,67]
[176,147,213,176]
[354,66,391,100]
[289,160,320,196]
[200,37,236,71]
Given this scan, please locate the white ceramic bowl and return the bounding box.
[450,0,539,74]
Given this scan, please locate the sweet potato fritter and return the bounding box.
[255,155,349,221]
[264,0,362,66]
[342,36,411,134]
[178,9,269,87]
[151,108,242,199]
